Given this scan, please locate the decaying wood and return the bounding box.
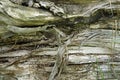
[0,29,119,80]
[0,0,120,80]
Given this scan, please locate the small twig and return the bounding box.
[48,33,74,80]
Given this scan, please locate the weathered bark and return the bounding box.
[0,0,120,80]
[0,29,120,80]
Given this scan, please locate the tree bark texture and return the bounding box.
[0,0,120,80]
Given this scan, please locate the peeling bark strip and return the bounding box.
[0,0,120,27]
[5,25,54,34]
